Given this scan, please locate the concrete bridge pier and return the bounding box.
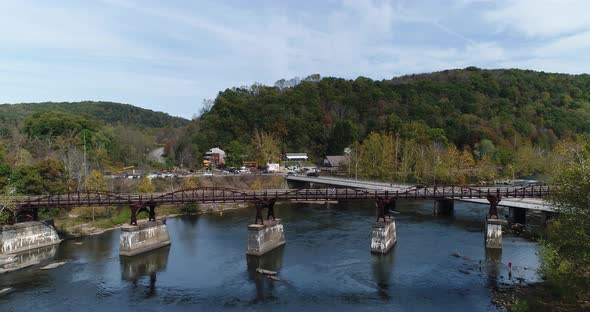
[371,217,397,254]
[485,219,503,249]
[371,199,397,254]
[119,220,171,256]
[247,199,286,256]
[485,195,504,249]
[433,199,454,216]
[120,202,171,256]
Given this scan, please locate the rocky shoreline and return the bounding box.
[492,283,590,311]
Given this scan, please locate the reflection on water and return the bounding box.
[120,246,170,298]
[121,246,170,282]
[485,248,503,289]
[246,245,285,303]
[0,244,58,274]
[371,250,395,301]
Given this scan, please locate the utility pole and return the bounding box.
[83,131,88,186]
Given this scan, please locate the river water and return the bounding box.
[0,201,540,311]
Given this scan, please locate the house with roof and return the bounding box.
[205,147,226,166]
[321,155,349,173]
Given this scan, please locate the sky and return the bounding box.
[1,0,590,118]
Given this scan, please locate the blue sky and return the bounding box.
[2,0,590,118]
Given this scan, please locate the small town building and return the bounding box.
[266,163,280,172]
[285,153,308,161]
[205,147,226,166]
[321,155,349,174]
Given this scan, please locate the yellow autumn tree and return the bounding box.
[251,129,280,166]
[85,170,107,192]
[137,177,155,193]
[182,176,199,189]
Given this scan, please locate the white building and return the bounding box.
[285,153,308,161]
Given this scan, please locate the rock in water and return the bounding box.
[256,268,277,275]
[40,261,67,270]
[268,275,281,282]
[0,287,12,296]
[0,256,17,266]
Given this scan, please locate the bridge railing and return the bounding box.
[11,185,553,208]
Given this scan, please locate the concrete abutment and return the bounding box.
[0,220,62,255]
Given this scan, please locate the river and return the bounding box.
[0,200,540,311]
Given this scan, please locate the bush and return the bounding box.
[180,203,198,215]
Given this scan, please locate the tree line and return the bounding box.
[168,68,590,181]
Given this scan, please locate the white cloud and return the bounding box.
[534,30,590,56]
[485,0,590,38]
[0,0,589,118]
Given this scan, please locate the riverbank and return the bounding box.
[493,283,590,311]
[53,202,251,238]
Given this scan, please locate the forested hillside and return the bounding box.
[0,101,189,131]
[0,102,187,195]
[170,68,590,182]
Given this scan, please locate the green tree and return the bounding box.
[224,140,245,168]
[23,110,96,138]
[0,191,16,224]
[358,132,395,180]
[0,143,11,190]
[9,159,67,195]
[541,136,590,301]
[327,120,356,155]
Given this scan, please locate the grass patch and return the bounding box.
[52,203,200,235]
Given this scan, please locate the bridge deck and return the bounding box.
[456,198,556,212]
[287,175,411,191]
[10,185,551,209]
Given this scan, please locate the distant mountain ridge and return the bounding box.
[0,101,189,128]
